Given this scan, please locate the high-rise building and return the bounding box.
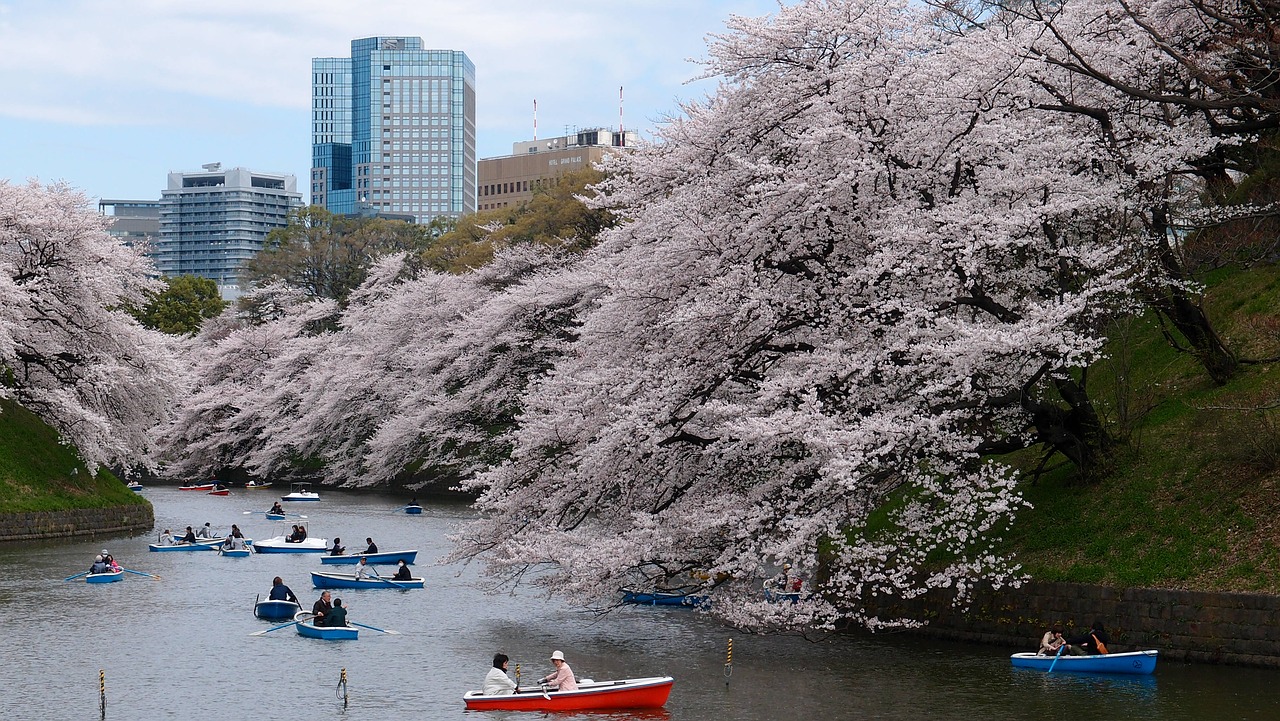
[156,164,302,299]
[312,37,476,223]
[478,127,637,211]
[98,199,161,249]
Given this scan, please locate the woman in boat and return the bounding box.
[224,524,247,551]
[89,555,108,574]
[392,560,412,581]
[286,525,302,543]
[364,537,378,554]
[329,537,345,556]
[269,577,298,603]
[180,526,197,544]
[324,598,348,627]
[105,554,121,572]
[297,525,308,541]
[268,501,284,515]
[1066,621,1111,655]
[483,653,518,695]
[160,529,175,545]
[311,591,333,624]
[541,650,578,691]
[1038,625,1075,655]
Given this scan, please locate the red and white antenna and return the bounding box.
[619,86,625,146]
[533,98,538,141]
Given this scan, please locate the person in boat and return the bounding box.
[353,557,377,580]
[364,538,378,554]
[160,529,176,545]
[324,598,348,628]
[224,524,247,551]
[90,555,109,574]
[1037,625,1081,656]
[329,537,346,556]
[269,577,298,603]
[392,560,412,581]
[105,554,121,572]
[297,525,308,541]
[268,501,284,515]
[1066,620,1111,655]
[541,650,578,691]
[180,526,197,544]
[311,591,333,625]
[484,653,519,695]
[286,525,303,543]
[196,522,213,539]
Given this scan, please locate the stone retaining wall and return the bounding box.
[871,580,1280,668]
[0,505,154,542]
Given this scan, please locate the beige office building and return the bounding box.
[478,127,637,211]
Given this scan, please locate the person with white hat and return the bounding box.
[540,650,578,691]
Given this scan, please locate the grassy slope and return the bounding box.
[0,397,146,513]
[1001,263,1280,593]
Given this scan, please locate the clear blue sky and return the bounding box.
[0,0,781,202]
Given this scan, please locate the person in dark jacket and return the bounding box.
[324,598,348,628]
[1067,621,1111,655]
[269,576,298,603]
[392,560,412,581]
[364,538,378,554]
[311,591,333,625]
[329,537,345,556]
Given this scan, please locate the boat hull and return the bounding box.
[86,571,124,583]
[178,484,215,491]
[621,588,708,607]
[254,599,301,620]
[245,482,272,489]
[207,489,230,496]
[319,550,418,566]
[310,571,424,589]
[1010,650,1158,675]
[265,512,286,520]
[149,542,216,552]
[280,493,320,502]
[126,483,143,492]
[296,621,358,640]
[463,677,674,711]
[405,505,423,514]
[254,536,329,554]
[219,548,251,557]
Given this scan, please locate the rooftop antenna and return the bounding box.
[201,162,222,172]
[619,86,625,146]
[533,98,538,141]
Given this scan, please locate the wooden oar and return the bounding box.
[350,621,400,635]
[63,571,90,582]
[1046,645,1066,673]
[249,620,301,636]
[122,568,161,580]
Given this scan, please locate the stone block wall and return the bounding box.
[0,505,154,542]
[869,580,1280,667]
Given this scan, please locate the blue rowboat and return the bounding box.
[1010,650,1158,675]
[621,588,709,607]
[310,571,424,590]
[126,482,143,492]
[219,547,252,558]
[319,549,418,566]
[86,571,124,583]
[254,599,300,620]
[296,621,358,640]
[148,541,217,552]
[265,512,286,520]
[280,482,320,502]
[405,504,423,515]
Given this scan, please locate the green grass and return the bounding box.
[0,397,148,513]
[998,263,1280,593]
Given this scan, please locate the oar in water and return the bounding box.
[249,620,301,636]
[122,568,161,580]
[350,621,400,635]
[1046,645,1066,673]
[63,571,90,582]
[371,574,411,590]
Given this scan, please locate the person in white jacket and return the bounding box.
[483,653,518,695]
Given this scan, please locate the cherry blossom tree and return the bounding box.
[0,180,177,469]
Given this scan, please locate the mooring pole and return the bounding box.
[724,638,734,686]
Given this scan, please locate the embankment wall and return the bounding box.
[0,506,154,543]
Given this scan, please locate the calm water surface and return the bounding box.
[0,488,1277,720]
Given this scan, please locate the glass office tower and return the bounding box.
[311,37,476,222]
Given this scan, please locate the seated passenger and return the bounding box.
[484,653,518,695]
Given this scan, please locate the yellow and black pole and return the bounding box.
[337,667,349,708]
[724,638,734,686]
[99,669,106,718]
[515,663,522,689]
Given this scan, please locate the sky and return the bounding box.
[0,0,781,203]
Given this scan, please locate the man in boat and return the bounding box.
[286,525,303,543]
[483,653,519,695]
[1066,621,1111,655]
[180,526,197,544]
[324,598,348,627]
[89,555,108,574]
[196,522,213,539]
[268,501,284,515]
[269,576,298,603]
[311,591,333,625]
[329,537,346,556]
[364,537,378,554]
[353,557,377,580]
[541,651,578,691]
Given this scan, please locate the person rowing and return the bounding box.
[269,576,298,603]
[329,537,346,556]
[268,501,284,515]
[541,650,578,691]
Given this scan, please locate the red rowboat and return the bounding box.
[462,676,673,712]
[207,488,230,496]
[179,483,216,491]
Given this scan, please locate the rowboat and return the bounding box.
[621,588,708,607]
[245,480,273,489]
[254,599,301,620]
[86,570,125,583]
[265,512,286,520]
[281,482,320,502]
[253,535,329,554]
[463,676,674,711]
[405,504,423,514]
[148,540,217,552]
[178,483,216,491]
[207,488,230,496]
[310,570,424,589]
[296,621,358,640]
[1010,650,1158,675]
[319,549,418,566]
[126,481,143,492]
[218,547,252,557]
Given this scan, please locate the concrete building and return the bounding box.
[478,127,637,211]
[312,37,476,223]
[156,164,302,299]
[98,199,161,251]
